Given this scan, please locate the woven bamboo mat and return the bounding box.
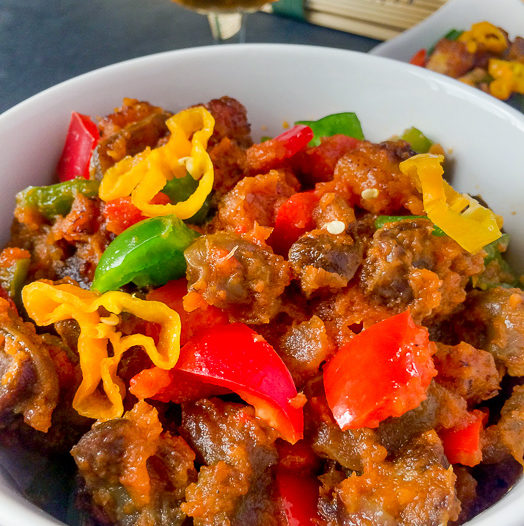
[264,0,447,40]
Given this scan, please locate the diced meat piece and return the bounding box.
[91,98,171,177]
[215,170,298,235]
[180,398,278,470]
[60,198,107,262]
[184,232,291,324]
[314,424,386,474]
[378,381,469,453]
[508,36,524,63]
[92,112,171,177]
[40,333,79,394]
[319,430,461,526]
[51,193,98,242]
[431,382,470,430]
[458,67,491,90]
[51,194,109,286]
[289,229,363,296]
[244,124,315,176]
[184,462,277,526]
[304,379,387,472]
[245,140,290,176]
[250,293,309,351]
[453,288,524,376]
[487,385,524,465]
[54,319,80,353]
[278,315,335,387]
[426,39,476,78]
[97,98,166,140]
[434,342,501,405]
[71,401,196,526]
[208,137,247,202]
[481,424,508,466]
[10,220,65,283]
[361,218,484,323]
[311,421,386,473]
[317,465,347,524]
[313,282,394,347]
[452,466,478,525]
[205,96,252,148]
[312,192,356,230]
[180,398,278,526]
[317,140,423,215]
[0,325,89,455]
[0,299,58,433]
[182,461,251,526]
[12,193,110,287]
[292,134,360,184]
[306,216,390,342]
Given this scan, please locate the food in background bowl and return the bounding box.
[409,21,523,102]
[1,88,523,526]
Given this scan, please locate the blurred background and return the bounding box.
[1,0,449,113]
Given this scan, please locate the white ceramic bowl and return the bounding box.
[0,44,523,526]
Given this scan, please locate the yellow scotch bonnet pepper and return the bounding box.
[458,21,508,54]
[399,154,502,254]
[22,281,181,421]
[488,59,524,100]
[99,106,215,220]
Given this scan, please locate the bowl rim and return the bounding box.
[0,43,523,526]
[2,43,524,125]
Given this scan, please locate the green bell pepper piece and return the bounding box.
[428,28,464,54]
[0,257,30,305]
[16,178,99,220]
[474,233,521,290]
[92,215,199,293]
[162,173,211,225]
[443,28,464,41]
[400,127,433,154]
[483,233,510,265]
[375,215,446,236]
[295,112,364,147]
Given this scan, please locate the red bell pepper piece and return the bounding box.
[56,112,100,181]
[268,191,319,255]
[277,439,320,474]
[131,323,303,443]
[323,310,437,430]
[177,323,303,443]
[130,279,230,402]
[103,193,171,235]
[439,409,487,467]
[275,468,322,526]
[409,48,427,67]
[274,124,315,157]
[130,367,230,403]
[246,125,313,174]
[146,278,228,346]
[292,134,361,184]
[275,439,323,524]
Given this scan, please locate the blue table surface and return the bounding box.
[0,0,380,114]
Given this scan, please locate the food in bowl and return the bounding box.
[0,95,523,525]
[409,21,523,102]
